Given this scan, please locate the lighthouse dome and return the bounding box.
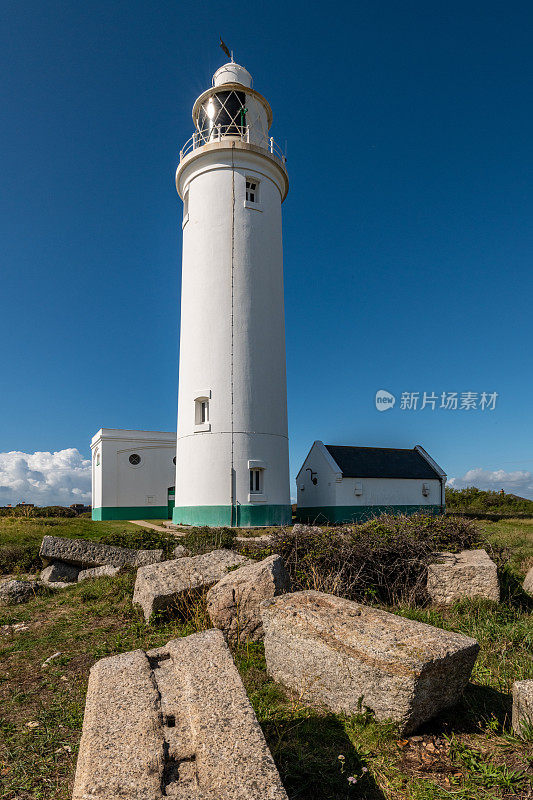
[213,62,253,88]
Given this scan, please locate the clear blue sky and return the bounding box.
[2,0,533,499]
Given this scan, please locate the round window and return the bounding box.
[173,456,176,465]
[129,453,141,466]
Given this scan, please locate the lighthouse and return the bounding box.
[173,61,291,527]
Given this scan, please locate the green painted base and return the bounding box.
[172,504,292,528]
[92,506,168,521]
[296,504,443,524]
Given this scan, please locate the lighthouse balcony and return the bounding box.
[179,126,286,165]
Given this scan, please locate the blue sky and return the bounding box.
[1,0,533,503]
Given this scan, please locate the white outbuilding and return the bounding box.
[296,442,446,524]
[91,429,176,520]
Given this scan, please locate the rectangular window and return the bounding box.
[249,468,262,493]
[182,190,189,228]
[195,398,209,425]
[245,179,258,203]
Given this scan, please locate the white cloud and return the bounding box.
[0,449,91,507]
[447,468,533,499]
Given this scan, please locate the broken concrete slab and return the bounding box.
[72,629,288,800]
[72,648,165,799]
[133,549,249,622]
[40,561,80,583]
[261,590,479,734]
[77,565,121,582]
[512,680,533,737]
[523,567,533,596]
[0,579,38,605]
[207,554,289,642]
[39,535,163,570]
[427,549,499,604]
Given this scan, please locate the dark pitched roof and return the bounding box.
[324,445,441,480]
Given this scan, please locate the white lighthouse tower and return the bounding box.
[173,60,291,527]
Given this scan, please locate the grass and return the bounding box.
[479,518,533,574]
[0,516,532,799]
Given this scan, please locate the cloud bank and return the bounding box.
[447,468,533,499]
[1,449,532,506]
[0,449,91,507]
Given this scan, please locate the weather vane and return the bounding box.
[219,37,234,62]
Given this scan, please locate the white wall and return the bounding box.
[295,441,339,508]
[175,138,290,512]
[91,429,176,510]
[335,477,442,507]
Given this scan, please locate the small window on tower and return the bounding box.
[249,468,262,493]
[195,398,209,425]
[245,179,258,203]
[182,190,189,228]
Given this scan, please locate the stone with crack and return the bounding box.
[72,628,288,800]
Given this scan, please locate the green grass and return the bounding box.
[479,518,533,573]
[0,516,532,799]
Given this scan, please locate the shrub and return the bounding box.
[29,506,77,518]
[0,544,41,574]
[181,527,236,555]
[446,487,533,516]
[96,528,178,558]
[267,513,481,606]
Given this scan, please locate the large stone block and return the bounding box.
[40,561,80,583]
[261,590,479,734]
[72,629,288,800]
[133,549,249,622]
[39,535,163,570]
[427,549,499,604]
[206,554,290,642]
[512,680,533,737]
[523,567,533,596]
